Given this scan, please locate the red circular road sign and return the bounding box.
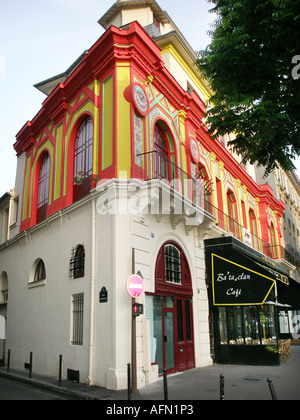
[126,274,144,298]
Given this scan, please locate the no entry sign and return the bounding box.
[126,274,144,298]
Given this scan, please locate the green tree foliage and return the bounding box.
[196,0,300,174]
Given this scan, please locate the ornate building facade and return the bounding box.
[0,0,298,389]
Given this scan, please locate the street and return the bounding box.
[0,376,76,400]
[1,346,300,400]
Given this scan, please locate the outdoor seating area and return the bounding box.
[222,337,275,345]
[279,339,292,363]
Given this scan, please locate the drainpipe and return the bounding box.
[88,195,97,386]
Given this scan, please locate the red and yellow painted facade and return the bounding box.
[14,21,285,255]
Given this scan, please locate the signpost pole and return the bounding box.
[127,250,144,394]
[131,248,137,393]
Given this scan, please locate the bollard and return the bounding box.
[267,378,277,400]
[220,374,225,400]
[163,368,168,401]
[127,363,132,401]
[7,349,10,373]
[29,352,33,379]
[58,355,63,387]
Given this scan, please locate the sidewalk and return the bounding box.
[1,347,300,400]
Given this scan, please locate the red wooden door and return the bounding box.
[176,297,195,371]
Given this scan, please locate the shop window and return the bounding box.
[73,117,93,202]
[37,154,50,224]
[244,306,260,344]
[145,294,163,367]
[227,307,243,344]
[259,305,276,341]
[218,305,276,346]
[219,307,228,344]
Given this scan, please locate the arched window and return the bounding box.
[34,259,46,282]
[70,245,85,279]
[227,191,239,237]
[0,272,8,303]
[73,117,93,202]
[37,154,50,223]
[270,223,278,258]
[74,245,85,278]
[165,244,181,284]
[197,165,211,212]
[154,124,169,180]
[153,122,176,183]
[155,241,192,296]
[249,209,259,250]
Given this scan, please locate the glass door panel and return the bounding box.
[164,312,175,371]
[153,296,163,373]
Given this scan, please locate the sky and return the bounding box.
[0,0,299,197]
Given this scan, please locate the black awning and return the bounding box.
[277,277,300,310]
[204,236,288,306]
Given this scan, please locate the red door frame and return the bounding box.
[154,242,195,374]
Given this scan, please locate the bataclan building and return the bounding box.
[0,0,299,390]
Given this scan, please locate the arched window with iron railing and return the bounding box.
[270,223,278,259]
[196,165,212,212]
[73,117,93,202]
[154,124,169,181]
[153,122,177,183]
[249,209,259,251]
[70,244,85,279]
[227,190,239,238]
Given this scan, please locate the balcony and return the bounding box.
[137,150,212,208]
[137,150,298,269]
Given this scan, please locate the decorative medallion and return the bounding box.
[187,137,200,164]
[124,83,149,117]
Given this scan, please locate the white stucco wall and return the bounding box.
[0,181,213,390]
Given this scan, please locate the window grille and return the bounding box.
[72,293,84,345]
[69,245,85,278]
[165,245,181,284]
[1,290,8,303]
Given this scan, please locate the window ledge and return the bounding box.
[28,279,46,289]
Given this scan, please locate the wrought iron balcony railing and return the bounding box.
[137,150,300,268]
[137,150,212,208]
